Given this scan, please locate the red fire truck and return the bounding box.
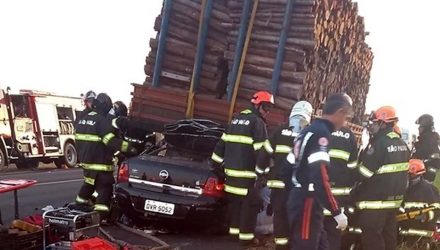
[0,88,83,170]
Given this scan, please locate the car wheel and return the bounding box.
[15,159,39,169]
[0,149,7,171]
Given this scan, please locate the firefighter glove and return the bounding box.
[334,212,348,230]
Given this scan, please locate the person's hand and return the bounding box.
[334,212,348,230]
[254,176,267,189]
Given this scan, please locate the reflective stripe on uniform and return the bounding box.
[253,142,264,151]
[229,227,240,235]
[348,227,362,234]
[275,145,292,154]
[92,191,99,198]
[323,209,332,216]
[75,133,101,142]
[76,196,88,204]
[222,134,254,145]
[347,161,358,169]
[357,200,403,210]
[400,229,433,237]
[376,163,408,174]
[224,185,248,196]
[224,168,257,179]
[432,203,440,209]
[112,118,119,129]
[287,152,296,164]
[387,132,400,139]
[404,202,429,209]
[331,187,352,196]
[358,165,374,178]
[274,238,289,245]
[308,151,330,164]
[239,233,254,241]
[267,180,285,189]
[94,204,110,212]
[102,133,115,145]
[84,176,95,185]
[121,141,129,152]
[241,109,252,114]
[81,163,113,171]
[264,140,274,154]
[211,153,224,163]
[255,166,265,175]
[89,111,98,116]
[329,149,350,161]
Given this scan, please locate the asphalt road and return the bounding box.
[0,166,83,224]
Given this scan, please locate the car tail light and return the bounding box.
[118,162,129,183]
[202,177,224,197]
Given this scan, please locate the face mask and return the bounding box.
[289,116,309,133]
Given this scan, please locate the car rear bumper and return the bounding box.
[115,183,228,224]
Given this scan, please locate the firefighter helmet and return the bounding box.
[370,106,398,123]
[113,101,128,117]
[416,114,434,127]
[250,91,274,105]
[290,101,313,124]
[84,90,96,101]
[408,159,426,176]
[94,93,113,115]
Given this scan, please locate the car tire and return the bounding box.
[56,142,78,168]
[15,159,39,169]
[0,149,7,171]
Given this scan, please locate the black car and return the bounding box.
[114,120,228,231]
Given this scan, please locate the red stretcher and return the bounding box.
[0,179,37,219]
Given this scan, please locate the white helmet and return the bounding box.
[289,101,313,131]
[290,101,313,122]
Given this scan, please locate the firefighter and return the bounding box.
[287,93,351,250]
[210,91,274,247]
[255,101,313,250]
[323,126,358,250]
[399,159,440,243]
[412,114,440,182]
[351,106,410,250]
[76,90,96,122]
[74,93,136,220]
[413,114,440,160]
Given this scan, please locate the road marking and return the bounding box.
[35,179,83,186]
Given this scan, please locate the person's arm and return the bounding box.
[347,131,359,169]
[354,142,384,181]
[308,135,340,216]
[255,129,278,176]
[98,117,134,154]
[252,118,268,154]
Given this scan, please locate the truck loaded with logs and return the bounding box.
[117,0,376,245]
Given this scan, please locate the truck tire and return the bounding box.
[15,159,39,169]
[0,149,7,171]
[56,142,78,168]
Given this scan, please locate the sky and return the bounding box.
[0,0,439,133]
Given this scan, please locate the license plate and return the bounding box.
[144,200,175,215]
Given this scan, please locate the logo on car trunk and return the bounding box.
[159,170,169,180]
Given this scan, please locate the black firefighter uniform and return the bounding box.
[256,124,299,249]
[75,111,132,214]
[352,129,410,250]
[323,127,358,250]
[211,107,267,243]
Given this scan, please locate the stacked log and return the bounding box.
[135,0,373,129]
[144,0,231,94]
